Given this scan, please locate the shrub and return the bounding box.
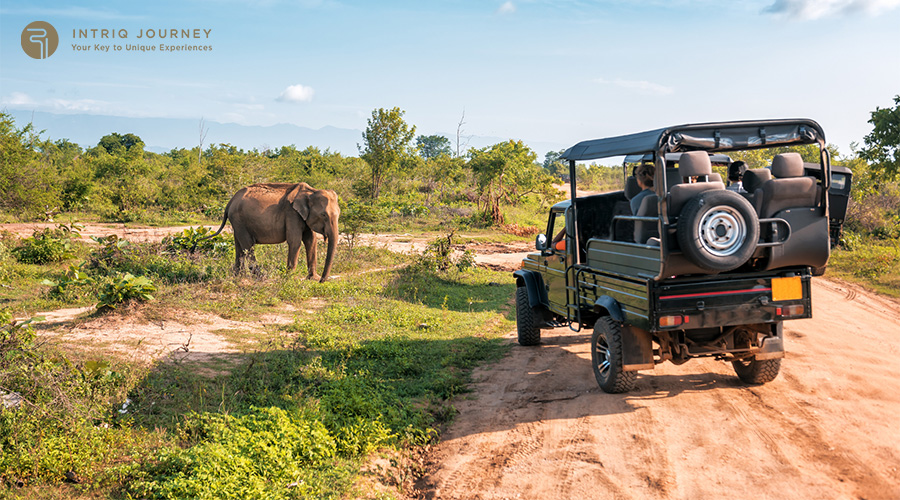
[0,309,143,487]
[845,184,900,240]
[11,224,81,264]
[163,226,230,255]
[416,231,475,273]
[41,263,95,302]
[96,273,157,311]
[129,407,354,500]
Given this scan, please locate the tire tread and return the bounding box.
[516,287,541,346]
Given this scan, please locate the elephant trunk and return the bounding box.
[319,221,338,282]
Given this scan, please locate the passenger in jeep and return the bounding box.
[629,163,655,214]
[727,161,748,193]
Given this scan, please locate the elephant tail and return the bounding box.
[196,203,231,250]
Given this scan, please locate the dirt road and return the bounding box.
[417,276,900,499]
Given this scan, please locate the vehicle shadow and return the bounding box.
[436,328,751,439]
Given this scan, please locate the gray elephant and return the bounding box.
[204,182,340,282]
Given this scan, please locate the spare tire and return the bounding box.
[677,190,759,272]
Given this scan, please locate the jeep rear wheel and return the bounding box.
[591,317,636,393]
[677,190,759,272]
[515,286,541,346]
[732,357,781,384]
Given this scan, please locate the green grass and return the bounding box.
[828,232,900,298]
[0,234,516,499]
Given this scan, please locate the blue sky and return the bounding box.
[2,0,899,155]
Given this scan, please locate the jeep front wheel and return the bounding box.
[591,317,636,393]
[515,286,541,346]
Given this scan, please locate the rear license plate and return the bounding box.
[772,276,803,301]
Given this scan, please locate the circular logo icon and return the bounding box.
[21,21,59,60]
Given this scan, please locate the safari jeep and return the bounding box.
[514,119,836,393]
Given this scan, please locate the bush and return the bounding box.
[415,232,475,273]
[0,309,141,487]
[163,226,231,256]
[11,224,81,264]
[96,273,157,311]
[129,407,354,500]
[845,183,900,240]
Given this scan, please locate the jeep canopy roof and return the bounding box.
[561,119,826,162]
[623,153,733,164]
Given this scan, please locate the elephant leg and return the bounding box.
[246,248,262,278]
[233,231,257,276]
[286,239,301,272]
[233,240,245,275]
[302,228,318,280]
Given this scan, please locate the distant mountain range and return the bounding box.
[5,110,567,159]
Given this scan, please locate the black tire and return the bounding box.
[732,357,781,384]
[677,190,759,272]
[515,286,541,346]
[591,317,636,393]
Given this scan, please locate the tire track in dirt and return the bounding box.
[738,387,900,500]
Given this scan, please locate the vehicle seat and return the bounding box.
[741,168,772,214]
[668,151,726,216]
[633,193,659,244]
[758,153,819,218]
[665,168,681,191]
[624,175,641,200]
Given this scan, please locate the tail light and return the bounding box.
[777,305,805,317]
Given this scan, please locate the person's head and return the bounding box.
[728,161,747,182]
[636,163,654,189]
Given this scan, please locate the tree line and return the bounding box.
[2,98,898,225]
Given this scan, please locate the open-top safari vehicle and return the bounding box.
[514,119,837,393]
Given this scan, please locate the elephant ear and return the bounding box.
[290,186,311,221]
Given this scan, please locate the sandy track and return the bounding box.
[417,278,900,499]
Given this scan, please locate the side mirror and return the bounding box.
[535,233,549,251]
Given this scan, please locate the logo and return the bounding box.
[21,21,59,59]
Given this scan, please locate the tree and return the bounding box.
[860,95,900,182]
[0,113,57,216]
[359,107,416,199]
[467,140,549,224]
[416,134,452,161]
[543,149,568,180]
[97,132,144,155]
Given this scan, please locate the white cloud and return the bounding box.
[276,84,315,103]
[763,0,900,19]
[1,92,120,115]
[4,92,35,106]
[496,1,516,15]
[594,78,674,96]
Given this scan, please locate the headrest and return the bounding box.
[678,151,712,177]
[771,153,804,178]
[624,176,641,200]
[743,168,772,193]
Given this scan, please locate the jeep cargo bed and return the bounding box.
[577,264,811,333]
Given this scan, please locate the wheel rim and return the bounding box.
[594,334,611,380]
[697,205,747,257]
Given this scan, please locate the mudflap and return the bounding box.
[756,322,785,360]
[622,325,654,371]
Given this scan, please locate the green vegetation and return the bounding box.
[0,230,513,498]
[828,181,900,297]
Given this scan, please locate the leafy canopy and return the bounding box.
[359,107,416,199]
[860,94,900,182]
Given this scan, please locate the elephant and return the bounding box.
[204,182,341,282]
